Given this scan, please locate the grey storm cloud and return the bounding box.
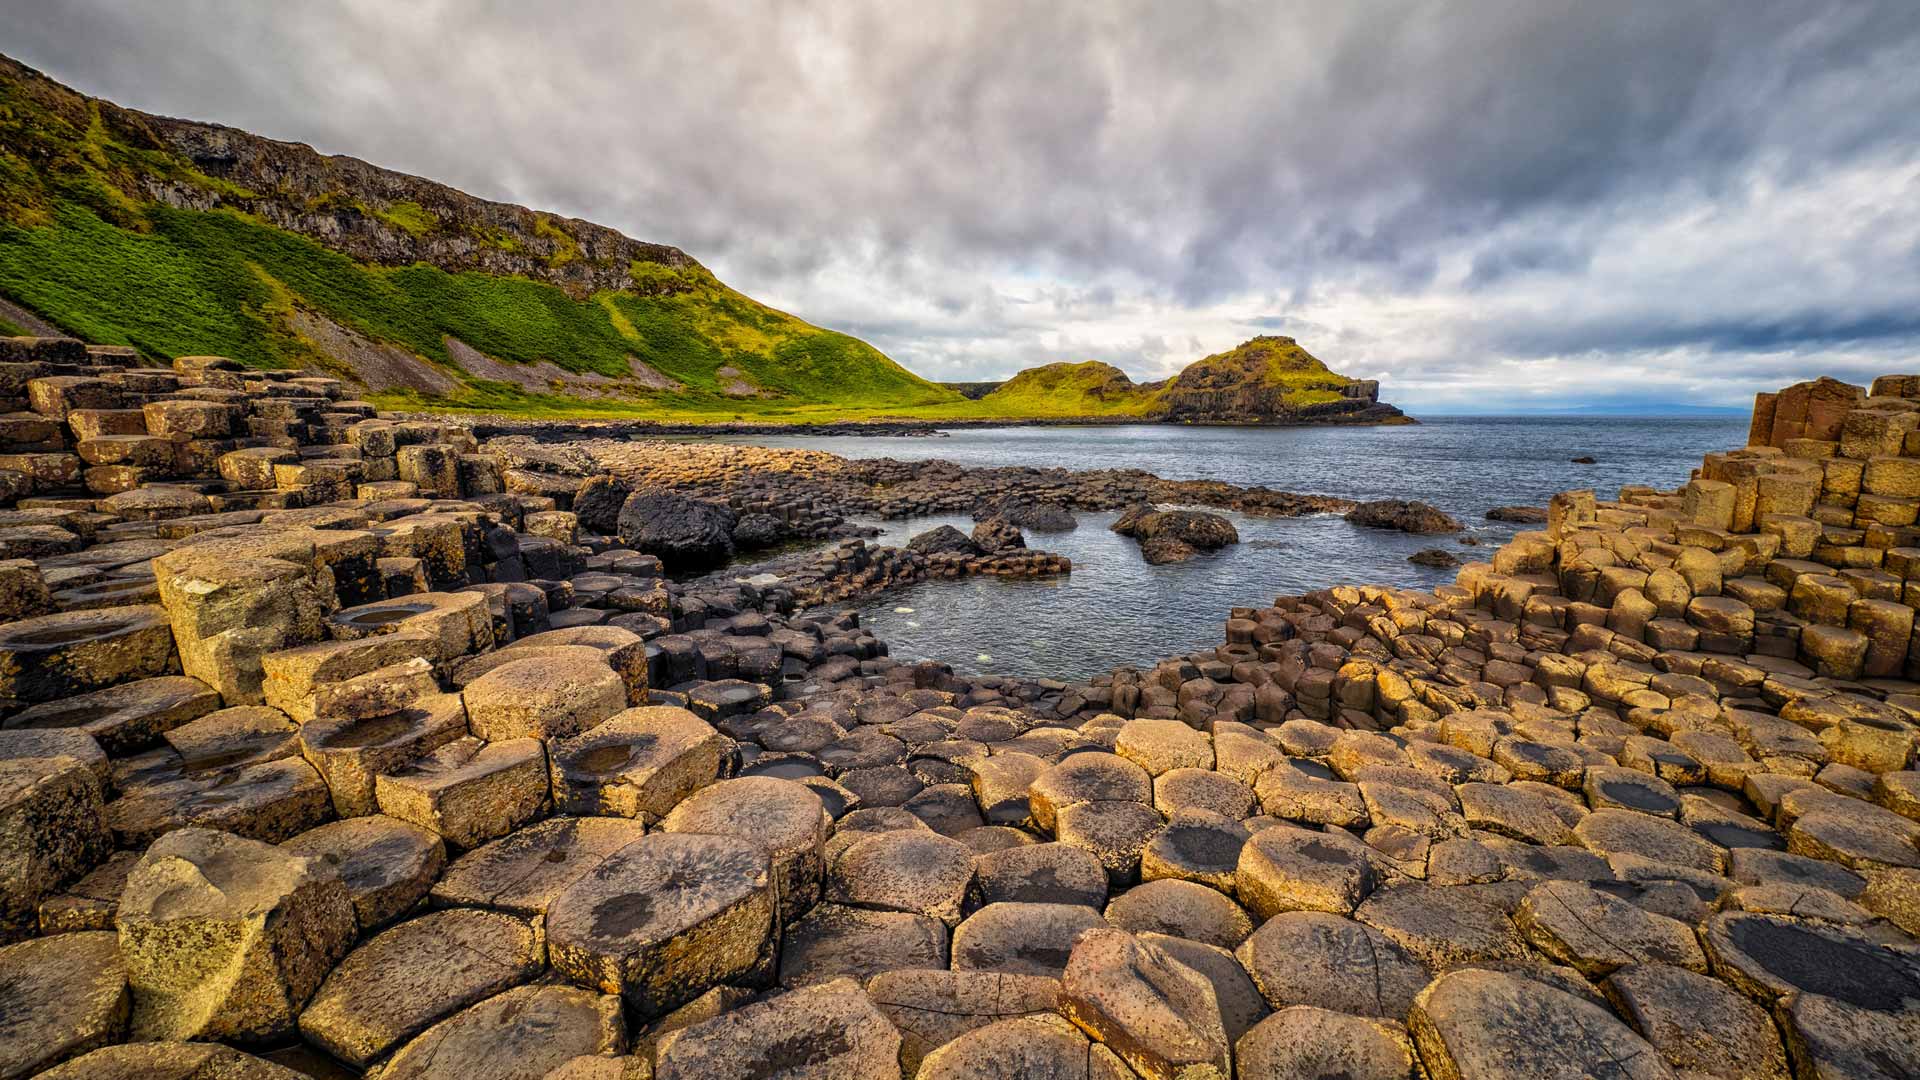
[5,0,1920,409]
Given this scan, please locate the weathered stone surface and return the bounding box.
[1235,825,1376,917]
[654,977,899,1080]
[546,831,775,1018]
[35,1042,309,1079]
[952,901,1108,977]
[4,675,218,755]
[548,706,730,822]
[298,692,470,817]
[916,1013,1136,1080]
[1235,911,1429,1019]
[116,827,358,1042]
[280,814,445,930]
[660,776,828,924]
[1409,968,1679,1079]
[974,841,1110,907]
[1601,963,1790,1080]
[1234,1006,1416,1080]
[1059,928,1231,1080]
[463,653,626,741]
[298,908,541,1066]
[379,984,626,1080]
[0,930,128,1079]
[377,736,549,848]
[827,828,974,924]
[777,902,947,987]
[431,815,647,918]
[1515,881,1708,977]
[1701,911,1920,1010]
[867,967,1062,1074]
[0,754,109,942]
[1105,877,1253,949]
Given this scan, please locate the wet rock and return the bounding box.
[116,827,358,1042]
[1485,505,1550,523]
[1234,1006,1416,1080]
[1344,499,1461,534]
[546,831,775,1019]
[1059,927,1230,1080]
[1408,547,1461,568]
[907,525,980,556]
[379,984,626,1080]
[977,497,1077,532]
[1409,968,1677,1079]
[653,977,900,1080]
[970,516,1026,552]
[298,908,542,1067]
[0,930,128,1078]
[952,901,1108,977]
[777,902,948,987]
[617,491,736,570]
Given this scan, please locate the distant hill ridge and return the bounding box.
[0,53,954,415]
[974,337,1407,424]
[0,55,1405,425]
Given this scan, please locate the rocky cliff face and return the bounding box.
[1154,336,1407,424]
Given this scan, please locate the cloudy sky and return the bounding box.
[8,1,1920,411]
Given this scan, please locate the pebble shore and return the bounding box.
[0,335,1915,1079]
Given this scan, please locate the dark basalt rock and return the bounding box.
[616,491,738,570]
[1141,537,1199,565]
[973,497,1076,533]
[1111,505,1239,551]
[731,513,784,551]
[571,474,633,535]
[970,517,1026,552]
[1485,505,1549,523]
[1571,455,1598,464]
[1344,499,1461,534]
[1408,548,1461,568]
[906,526,981,557]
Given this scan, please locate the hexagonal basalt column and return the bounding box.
[330,591,493,662]
[546,831,775,1018]
[661,776,830,924]
[547,706,731,821]
[0,605,176,703]
[116,828,358,1043]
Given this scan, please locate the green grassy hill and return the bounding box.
[0,54,959,418]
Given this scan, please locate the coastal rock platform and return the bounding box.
[0,341,1915,1080]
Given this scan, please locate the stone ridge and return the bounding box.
[0,334,1915,1078]
[0,52,701,298]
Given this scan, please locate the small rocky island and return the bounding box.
[0,339,1914,1079]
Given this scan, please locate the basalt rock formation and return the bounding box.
[0,338,1915,1078]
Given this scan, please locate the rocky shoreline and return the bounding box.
[0,335,1915,1079]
